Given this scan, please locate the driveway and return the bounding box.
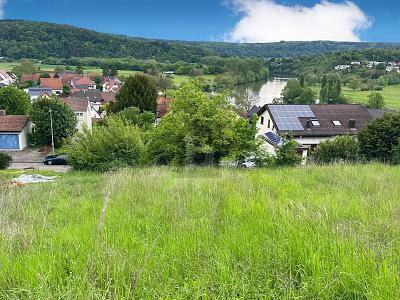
[5,149,70,173]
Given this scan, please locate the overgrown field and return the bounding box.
[0,165,399,299]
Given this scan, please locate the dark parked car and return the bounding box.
[43,154,68,165]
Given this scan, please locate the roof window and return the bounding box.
[332,120,341,126]
[311,120,320,126]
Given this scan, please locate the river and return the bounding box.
[234,77,289,107]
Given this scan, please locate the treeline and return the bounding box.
[1,20,400,63]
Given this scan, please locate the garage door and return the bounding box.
[0,134,20,150]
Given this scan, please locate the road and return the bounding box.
[5,149,70,173]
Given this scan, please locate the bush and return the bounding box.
[275,138,302,167]
[366,93,385,109]
[0,152,12,169]
[314,136,359,164]
[358,113,400,163]
[68,118,144,172]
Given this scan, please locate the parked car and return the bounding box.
[43,154,68,165]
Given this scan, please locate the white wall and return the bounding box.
[18,121,32,150]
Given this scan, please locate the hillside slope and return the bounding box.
[0,165,399,298]
[0,20,399,62]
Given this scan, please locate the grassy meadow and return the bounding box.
[342,85,400,110]
[0,165,400,298]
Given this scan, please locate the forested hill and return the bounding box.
[1,20,400,62]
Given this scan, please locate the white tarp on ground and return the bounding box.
[11,174,58,184]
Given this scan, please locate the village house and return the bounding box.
[71,77,96,90]
[71,90,107,119]
[334,65,350,71]
[0,110,32,151]
[20,73,40,86]
[25,87,53,101]
[61,97,93,132]
[256,104,375,157]
[102,78,121,93]
[156,96,173,124]
[40,78,63,95]
[0,70,17,86]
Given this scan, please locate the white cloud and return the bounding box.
[226,0,371,42]
[0,0,6,19]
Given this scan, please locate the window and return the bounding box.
[260,116,264,125]
[75,112,83,117]
[332,120,341,126]
[268,119,271,129]
[311,120,320,126]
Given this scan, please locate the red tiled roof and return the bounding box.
[62,97,89,112]
[0,115,30,132]
[101,92,116,103]
[59,74,83,85]
[74,77,95,85]
[40,78,63,90]
[20,74,39,84]
[156,97,173,118]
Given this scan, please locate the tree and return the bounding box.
[155,75,174,92]
[68,118,144,172]
[0,86,31,115]
[320,74,346,104]
[11,59,39,79]
[54,66,65,74]
[109,74,157,113]
[314,136,359,164]
[358,113,400,163]
[31,97,77,147]
[147,80,257,165]
[275,138,302,166]
[189,68,204,77]
[282,79,315,104]
[348,77,361,91]
[102,67,118,77]
[366,93,385,109]
[62,85,71,96]
[117,106,155,130]
[234,88,258,112]
[75,66,84,74]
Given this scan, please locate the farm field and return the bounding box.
[0,165,399,298]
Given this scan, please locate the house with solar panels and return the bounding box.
[256,104,375,156]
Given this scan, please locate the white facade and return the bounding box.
[74,104,93,132]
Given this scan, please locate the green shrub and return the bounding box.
[314,136,359,164]
[275,138,302,167]
[358,113,400,163]
[68,118,144,172]
[0,152,12,169]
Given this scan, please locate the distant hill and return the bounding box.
[0,20,400,62]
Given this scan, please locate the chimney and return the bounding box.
[349,119,356,129]
[0,110,6,116]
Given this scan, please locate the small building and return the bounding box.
[0,111,32,151]
[25,87,53,101]
[40,78,63,95]
[256,104,374,156]
[156,96,173,124]
[102,79,121,93]
[61,97,92,132]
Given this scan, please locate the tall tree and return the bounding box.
[110,74,157,113]
[31,97,77,147]
[147,80,257,165]
[0,86,31,115]
[320,74,346,104]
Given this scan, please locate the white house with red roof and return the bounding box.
[40,78,63,95]
[61,97,92,132]
[72,77,96,90]
[0,111,32,151]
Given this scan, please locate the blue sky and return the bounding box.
[1,0,400,42]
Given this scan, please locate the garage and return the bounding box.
[0,134,20,150]
[0,113,32,151]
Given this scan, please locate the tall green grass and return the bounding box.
[0,165,399,298]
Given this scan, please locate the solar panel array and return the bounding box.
[264,132,282,146]
[269,105,315,131]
